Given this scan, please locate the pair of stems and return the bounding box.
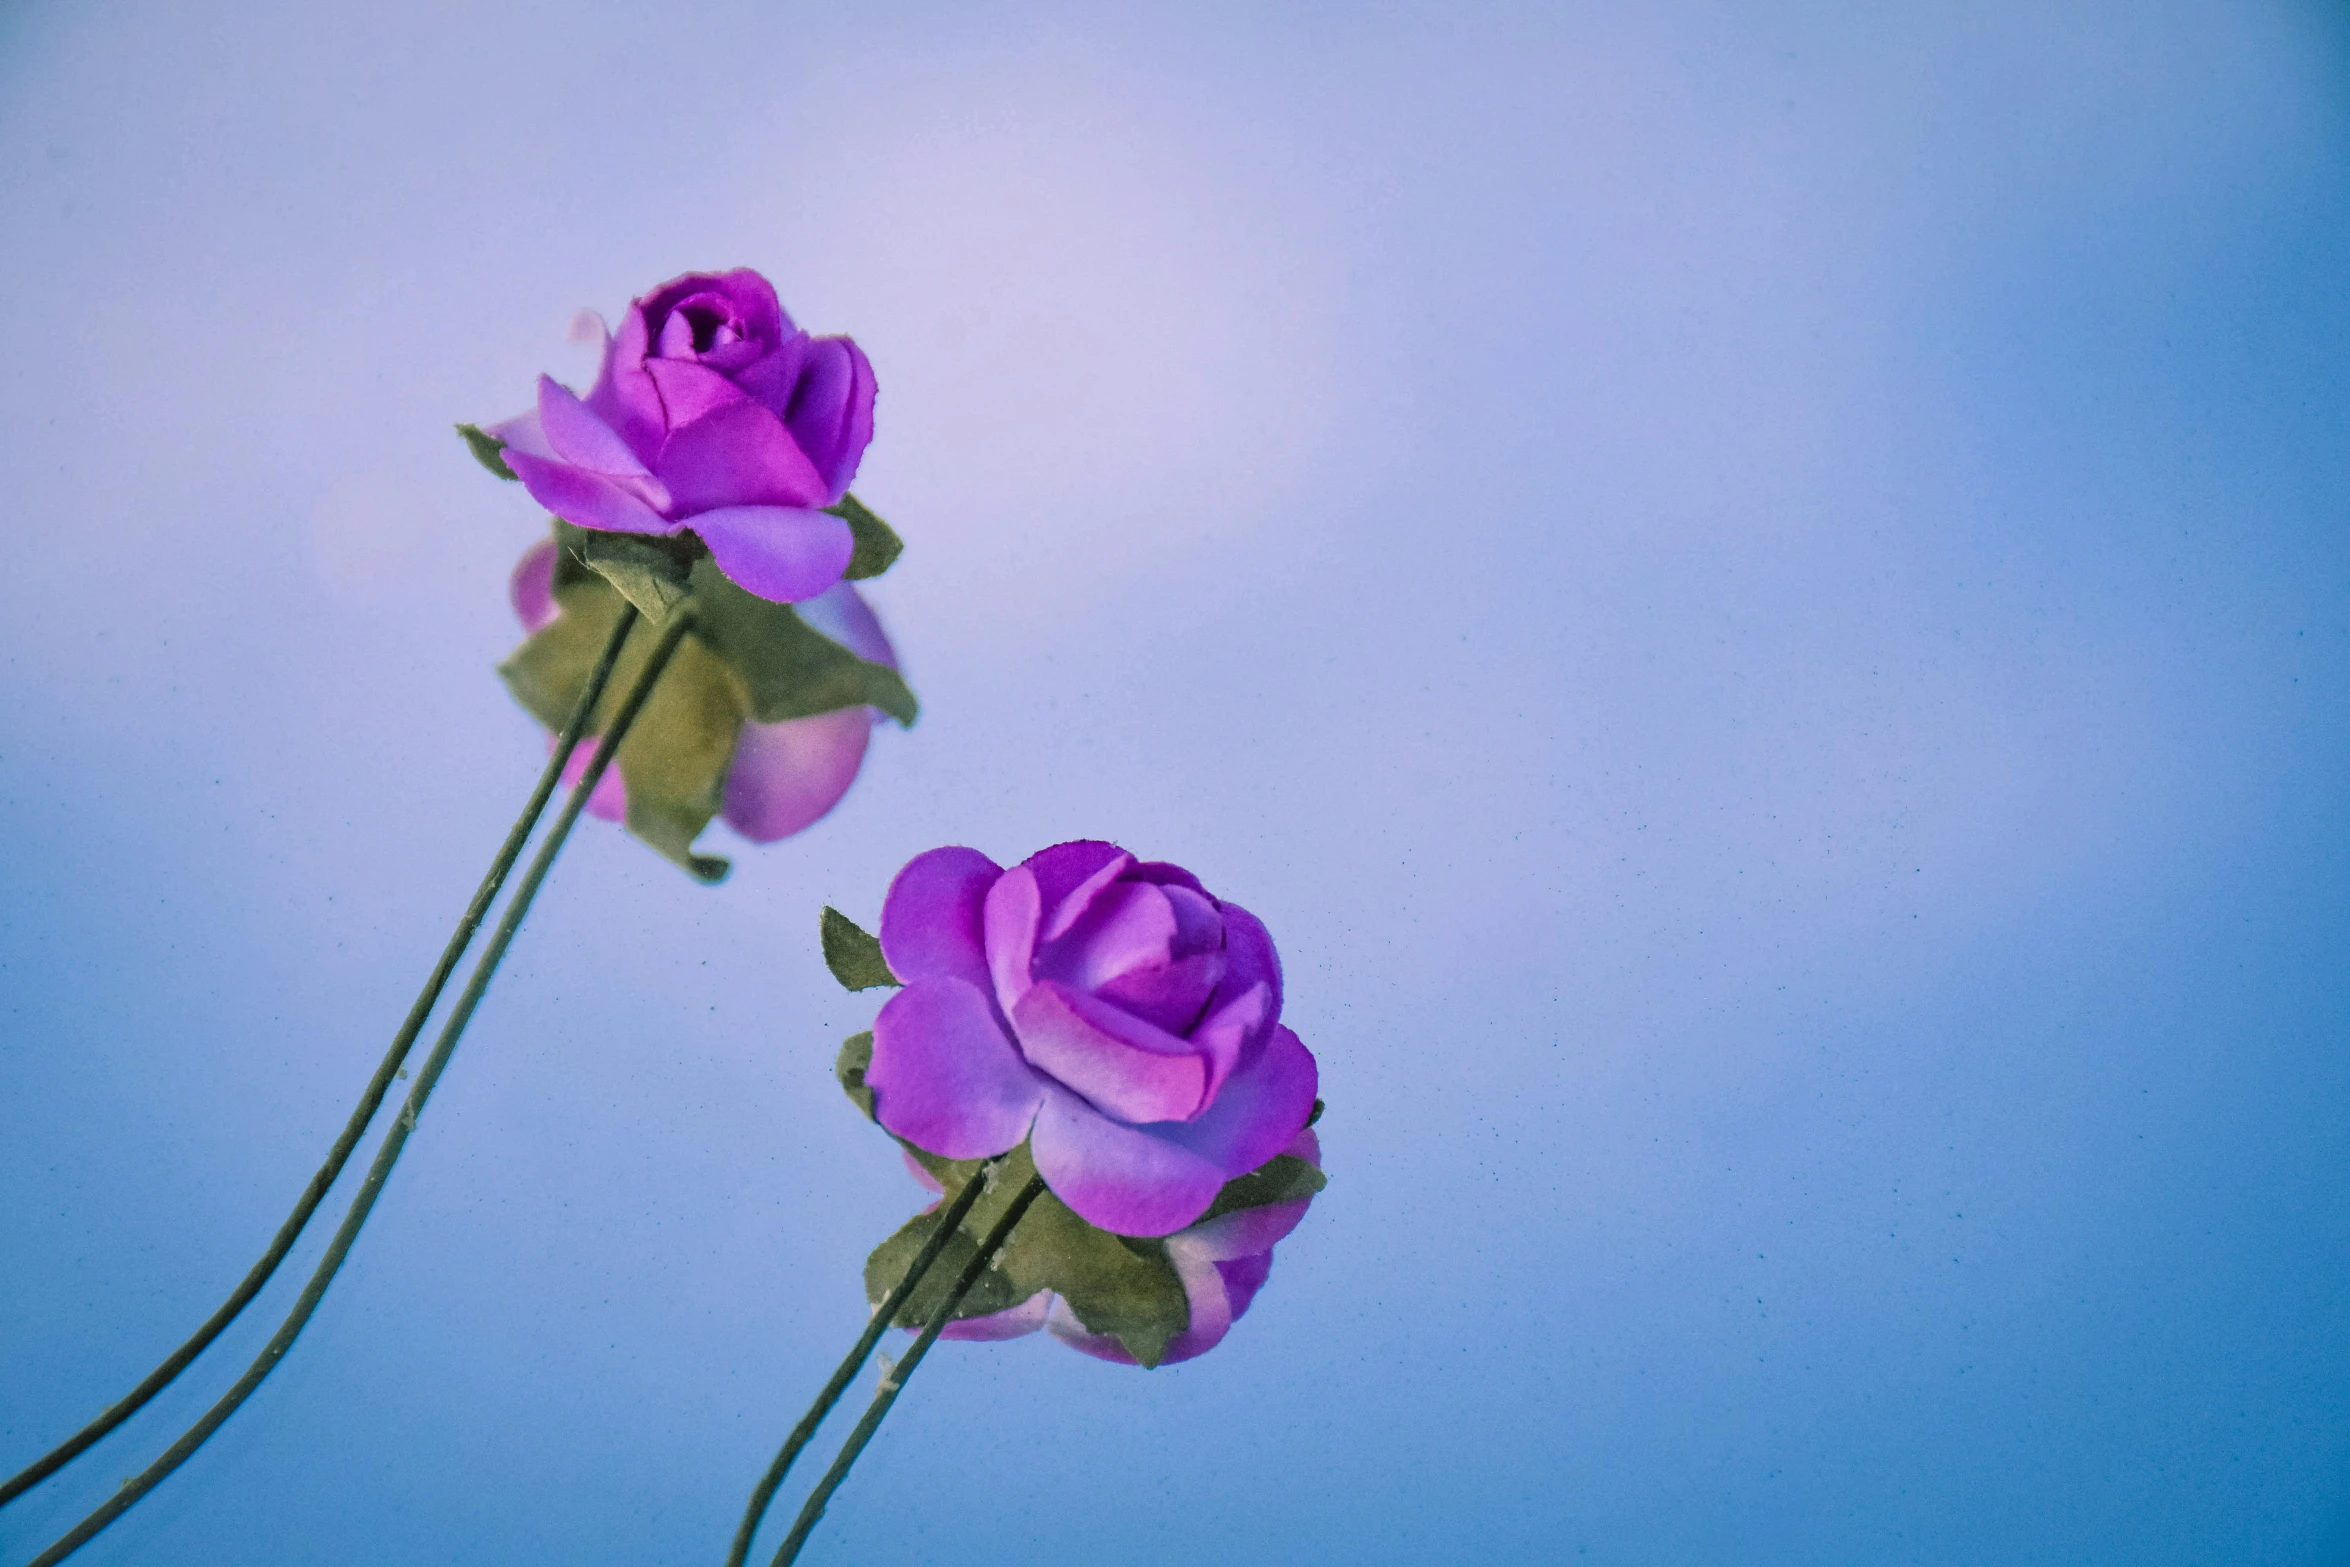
[730,1168,1050,1567]
[7,599,698,1566]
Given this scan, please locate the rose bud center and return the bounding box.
[1034,880,1228,1038]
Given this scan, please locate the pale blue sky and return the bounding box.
[3,3,2347,1563]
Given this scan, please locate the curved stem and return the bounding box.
[770,1173,1049,1567]
[0,602,641,1512]
[24,605,697,1567]
[725,1159,1004,1567]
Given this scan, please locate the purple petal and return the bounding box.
[585,303,667,460]
[1213,1251,1275,1325]
[536,375,653,476]
[983,863,1043,1014]
[1179,1198,1310,1262]
[1214,901,1285,1050]
[643,356,749,430]
[1045,883,1175,989]
[881,847,1002,989]
[1129,861,1208,897]
[1029,1086,1227,1237]
[790,336,878,504]
[556,735,627,823]
[689,505,853,603]
[868,979,1047,1160]
[1028,842,1132,941]
[486,407,556,462]
[1184,981,1269,1109]
[504,449,677,535]
[655,397,831,513]
[938,1293,1052,1342]
[1009,981,1208,1126]
[718,709,870,843]
[640,269,786,350]
[793,581,897,670]
[510,538,558,632]
[1155,1025,1318,1178]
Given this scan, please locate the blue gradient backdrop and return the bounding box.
[3,4,2346,1563]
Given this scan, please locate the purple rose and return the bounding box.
[509,537,894,841]
[489,269,876,605]
[865,841,1320,1237]
[921,1128,1322,1365]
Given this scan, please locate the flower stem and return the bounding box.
[0,601,641,1514]
[725,1158,1005,1567]
[769,1173,1050,1567]
[23,604,698,1567]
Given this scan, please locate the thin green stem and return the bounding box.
[769,1173,1050,1567]
[725,1159,1005,1567]
[0,602,640,1513]
[24,605,697,1567]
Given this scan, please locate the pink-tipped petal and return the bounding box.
[1179,1197,1312,1262]
[1010,981,1209,1126]
[486,407,556,462]
[868,979,1048,1161]
[504,449,677,535]
[536,375,653,477]
[689,506,854,603]
[1029,1087,1228,1238]
[510,538,559,632]
[719,710,870,843]
[1155,1025,1318,1178]
[881,847,1002,989]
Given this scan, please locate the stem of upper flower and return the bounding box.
[725,1156,1006,1567]
[0,600,642,1515]
[768,1172,1051,1567]
[23,603,699,1567]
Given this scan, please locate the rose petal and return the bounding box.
[1010,980,1208,1125]
[718,709,870,843]
[881,847,1002,990]
[788,336,877,504]
[643,356,749,430]
[656,397,831,513]
[640,269,785,350]
[503,449,677,535]
[938,1293,1052,1342]
[1045,882,1176,990]
[868,979,1047,1160]
[1211,1251,1275,1325]
[510,538,559,633]
[585,302,667,460]
[1129,861,1208,897]
[1179,1197,1311,1262]
[1029,1086,1227,1237]
[689,505,854,603]
[1184,980,1269,1110]
[486,407,556,462]
[1213,901,1284,1051]
[793,581,897,670]
[536,375,653,477]
[983,864,1043,1014]
[1031,843,1132,942]
[1155,1025,1318,1178]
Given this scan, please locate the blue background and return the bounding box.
[3,3,2347,1562]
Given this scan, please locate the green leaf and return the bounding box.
[997,1192,1190,1367]
[1194,1153,1327,1227]
[686,557,919,727]
[835,1031,877,1121]
[457,422,517,480]
[826,493,903,580]
[496,574,748,882]
[821,907,900,991]
[578,530,696,623]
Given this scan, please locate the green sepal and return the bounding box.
[688,557,918,727]
[821,908,900,991]
[457,423,517,480]
[497,572,745,882]
[835,1031,877,1122]
[577,530,696,623]
[827,493,903,580]
[1194,1152,1326,1225]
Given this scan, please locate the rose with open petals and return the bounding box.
[923,1128,1322,1365]
[489,269,875,604]
[865,842,1320,1237]
[508,536,895,842]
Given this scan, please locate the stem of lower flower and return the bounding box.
[0,601,641,1514]
[724,1158,1005,1567]
[769,1173,1051,1567]
[24,604,698,1567]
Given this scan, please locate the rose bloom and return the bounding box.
[509,537,895,841]
[489,269,874,604]
[866,841,1319,1237]
[921,1127,1323,1366]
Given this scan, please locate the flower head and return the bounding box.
[488,269,876,604]
[864,842,1320,1237]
